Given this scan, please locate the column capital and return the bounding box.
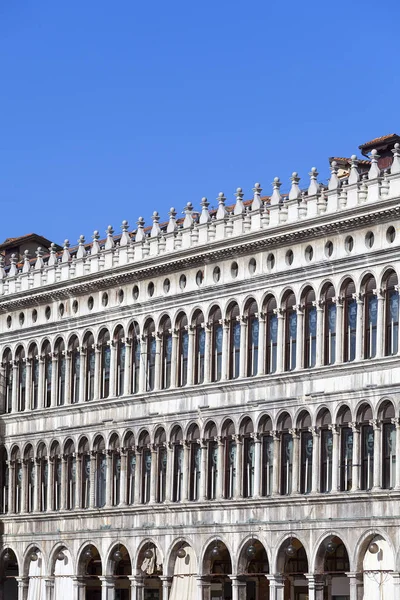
[350,422,359,433]
[251,432,260,442]
[289,428,299,438]
[369,419,381,430]
[328,423,339,435]
[309,426,320,437]
[392,417,400,429]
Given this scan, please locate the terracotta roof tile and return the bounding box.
[359,134,400,149]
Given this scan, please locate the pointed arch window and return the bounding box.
[385,272,399,356]
[228,304,241,380]
[139,434,151,504]
[177,314,188,387]
[161,317,172,390]
[51,443,62,511]
[284,292,297,371]
[210,307,223,382]
[193,311,205,385]
[343,281,356,363]
[364,276,377,359]
[319,410,333,493]
[84,333,95,401]
[246,301,259,377]
[188,425,201,501]
[15,347,26,412]
[69,337,80,404]
[304,289,316,368]
[99,330,111,399]
[114,328,126,397]
[279,414,293,495]
[2,349,13,414]
[130,324,141,394]
[323,284,336,365]
[241,420,255,498]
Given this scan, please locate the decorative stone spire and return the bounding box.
[62,240,70,263]
[368,149,380,180]
[252,183,262,210]
[35,247,44,269]
[234,187,245,215]
[167,208,177,233]
[392,143,400,175]
[135,217,145,242]
[105,225,115,250]
[270,177,282,205]
[9,253,18,276]
[348,155,360,184]
[48,242,57,266]
[22,250,31,273]
[216,192,227,219]
[151,211,161,237]
[328,161,340,191]
[199,197,211,224]
[183,202,194,228]
[308,168,319,196]
[289,172,301,200]
[77,235,86,259]
[92,230,100,254]
[120,220,130,246]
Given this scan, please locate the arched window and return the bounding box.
[298,412,312,494]
[265,297,278,374]
[385,271,399,356]
[246,300,259,377]
[109,434,121,506]
[240,418,254,498]
[154,428,167,503]
[303,289,316,368]
[138,431,151,504]
[318,409,333,493]
[50,442,61,511]
[177,313,188,387]
[210,307,223,382]
[228,303,241,380]
[279,413,293,495]
[79,437,90,509]
[259,415,273,497]
[42,341,52,408]
[64,440,76,510]
[27,343,39,411]
[94,436,106,508]
[205,421,218,500]
[124,431,135,505]
[343,280,356,363]
[83,333,95,401]
[15,346,26,412]
[160,316,172,390]
[54,339,66,406]
[143,320,156,392]
[37,443,48,512]
[24,445,35,513]
[338,406,352,492]
[171,426,183,502]
[114,327,125,397]
[193,311,205,385]
[363,275,377,359]
[0,447,8,514]
[359,404,374,491]
[284,292,297,371]
[129,322,141,394]
[323,284,336,365]
[222,420,236,499]
[69,336,80,404]
[98,330,111,399]
[11,447,22,513]
[188,424,200,501]
[1,349,13,414]
[380,402,396,489]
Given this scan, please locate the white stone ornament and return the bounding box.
[348,155,360,184]
[105,225,115,250]
[136,217,146,242]
[328,161,340,191]
[199,197,211,224]
[289,172,301,200]
[216,192,227,219]
[120,220,130,246]
[77,235,86,259]
[167,207,177,233]
[270,177,282,205]
[234,188,244,215]
[252,183,262,210]
[183,203,194,228]
[308,168,319,196]
[151,212,161,238]
[368,149,380,180]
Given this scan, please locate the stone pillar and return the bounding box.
[71,576,86,600]
[234,435,243,499]
[129,576,144,600]
[78,348,86,403]
[89,452,96,508]
[200,440,207,500]
[329,424,340,492]
[106,451,113,507]
[290,429,300,494]
[311,427,320,494]
[217,437,225,499]
[8,461,14,514]
[16,577,29,600]
[334,297,343,364]
[275,309,284,373]
[11,362,18,413]
[108,342,117,398]
[99,576,115,600]
[64,353,72,404]
[75,456,82,509]
[203,325,211,385]
[371,419,381,490]
[239,317,247,378]
[252,433,261,498]
[139,338,147,393]
[393,418,400,490]
[306,575,324,600]
[351,424,360,491]
[230,576,246,600]
[150,445,157,503]
[221,320,229,380]
[346,572,363,600]
[123,340,132,396]
[47,458,54,511]
[196,576,211,600]
[267,574,285,600]
[295,305,304,370]
[60,456,67,510]
[272,432,281,496]
[171,331,179,388]
[153,333,161,391]
[34,458,40,512]
[120,449,127,505]
[44,577,54,600]
[257,313,266,376]
[134,450,142,504]
[187,326,195,386]
[21,460,28,513]
[315,300,324,367]
[355,294,364,361]
[93,346,102,400]
[38,356,45,409]
[391,572,400,600]
[165,444,173,502]
[25,360,32,410]
[375,289,385,358]
[182,441,190,501]
[50,355,58,407]
[160,576,172,600]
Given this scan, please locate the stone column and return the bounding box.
[108,342,117,398]
[139,337,147,393]
[130,576,144,600]
[230,576,246,600]
[234,435,243,499]
[78,348,86,403]
[47,458,54,511]
[165,444,173,502]
[329,424,340,492]
[187,326,195,386]
[160,576,172,600]
[199,440,207,500]
[310,427,320,494]
[93,346,102,400]
[217,437,225,499]
[274,309,284,373]
[306,575,324,600]
[34,458,41,512]
[375,288,385,358]
[150,445,157,503]
[393,418,400,490]
[21,460,28,513]
[196,576,211,600]
[391,572,400,600]
[123,340,132,396]
[99,576,115,600]
[38,356,45,409]
[8,461,14,514]
[89,452,96,508]
[134,450,142,504]
[106,451,113,507]
[290,429,300,495]
[60,456,67,510]
[346,572,363,600]
[267,574,285,600]
[11,362,18,413]
[120,449,127,505]
[64,353,72,404]
[334,297,343,364]
[182,441,190,501]
[25,360,32,410]
[252,433,261,498]
[50,355,58,407]
[171,330,179,388]
[315,300,324,367]
[295,305,304,370]
[257,313,266,376]
[203,325,211,385]
[75,456,82,509]
[351,424,360,492]
[272,432,281,496]
[71,576,86,600]
[16,577,29,600]
[221,320,229,380]
[154,334,162,391]
[239,317,247,378]
[371,419,381,491]
[354,294,364,361]
[44,577,54,600]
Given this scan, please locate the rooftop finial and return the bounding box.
[77,235,86,259]
[9,253,18,276]
[105,225,115,250]
[392,143,400,175]
[35,247,44,269]
[199,197,211,224]
[62,240,70,263]
[120,220,130,246]
[308,167,319,196]
[252,183,262,210]
[167,207,177,233]
[91,230,100,254]
[183,202,194,228]
[22,249,31,273]
[48,242,57,266]
[234,187,244,215]
[151,211,161,237]
[289,172,301,200]
[270,177,282,205]
[328,161,340,191]
[348,155,360,184]
[136,217,145,242]
[368,148,380,180]
[216,192,227,219]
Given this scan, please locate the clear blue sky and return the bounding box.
[0,1,399,245]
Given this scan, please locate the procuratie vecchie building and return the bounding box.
[1,134,400,600]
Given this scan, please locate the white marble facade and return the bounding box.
[1,145,400,599]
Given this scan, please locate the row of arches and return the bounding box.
[0,531,396,599]
[1,399,398,514]
[1,270,399,413]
